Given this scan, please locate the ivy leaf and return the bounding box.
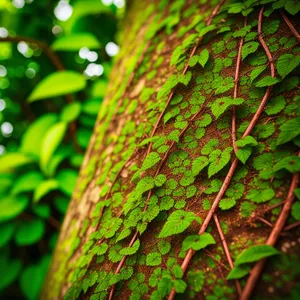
[277,117,300,145]
[285,0,300,15]
[246,188,275,203]
[274,156,300,173]
[208,147,232,178]
[234,245,280,266]
[136,176,155,197]
[173,279,187,293]
[236,136,258,148]
[254,76,280,87]
[170,46,184,66]
[146,252,162,266]
[211,97,244,119]
[159,210,199,238]
[276,54,300,78]
[198,49,209,67]
[192,156,209,176]
[155,174,167,187]
[236,147,252,164]
[182,233,215,251]
[250,65,266,82]
[242,42,259,60]
[265,96,286,116]
[219,198,236,210]
[120,239,140,256]
[141,152,161,172]
[215,77,234,95]
[197,24,216,37]
[227,265,251,280]
[188,271,204,292]
[291,202,300,221]
[28,71,86,102]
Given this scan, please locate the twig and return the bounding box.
[232,18,247,153]
[240,172,299,300]
[168,6,276,300]
[213,214,242,295]
[280,10,300,42]
[0,35,81,152]
[284,221,300,231]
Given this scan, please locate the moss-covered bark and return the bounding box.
[42,0,300,299]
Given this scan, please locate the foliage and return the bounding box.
[0,0,120,298]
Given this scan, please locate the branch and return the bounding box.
[240,172,299,300]
[280,10,300,42]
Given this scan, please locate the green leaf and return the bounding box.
[227,265,251,280]
[20,257,50,300]
[182,233,215,251]
[0,223,14,247]
[208,147,232,178]
[292,202,300,221]
[136,176,155,196]
[276,54,300,78]
[20,114,58,157]
[12,171,44,195]
[0,257,21,291]
[236,136,258,148]
[236,147,252,164]
[197,24,216,37]
[211,97,244,119]
[242,42,259,60]
[173,279,187,293]
[246,188,275,203]
[28,71,86,102]
[198,49,209,67]
[159,210,199,238]
[61,102,81,122]
[120,239,140,256]
[141,152,161,172]
[34,179,59,203]
[158,240,171,255]
[254,76,280,87]
[215,77,234,95]
[219,198,236,210]
[155,174,167,187]
[234,244,280,266]
[250,65,266,82]
[146,252,162,266]
[15,219,45,245]
[188,271,204,292]
[32,204,51,219]
[0,195,29,223]
[192,156,209,176]
[52,33,101,51]
[277,117,300,145]
[265,96,286,116]
[170,46,184,66]
[40,122,67,174]
[285,0,300,15]
[82,98,102,115]
[0,153,33,173]
[57,169,78,196]
[274,156,300,173]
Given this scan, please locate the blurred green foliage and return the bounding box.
[0,0,123,298]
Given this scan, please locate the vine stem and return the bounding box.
[232,18,247,153]
[240,171,299,300]
[213,214,242,295]
[168,6,275,300]
[0,35,81,152]
[280,10,300,42]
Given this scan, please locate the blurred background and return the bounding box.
[0,0,124,298]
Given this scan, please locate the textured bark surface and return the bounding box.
[42,1,300,299]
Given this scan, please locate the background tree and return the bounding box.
[43,0,300,299]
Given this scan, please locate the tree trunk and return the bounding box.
[42,1,300,299]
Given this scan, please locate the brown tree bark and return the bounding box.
[42,1,300,299]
